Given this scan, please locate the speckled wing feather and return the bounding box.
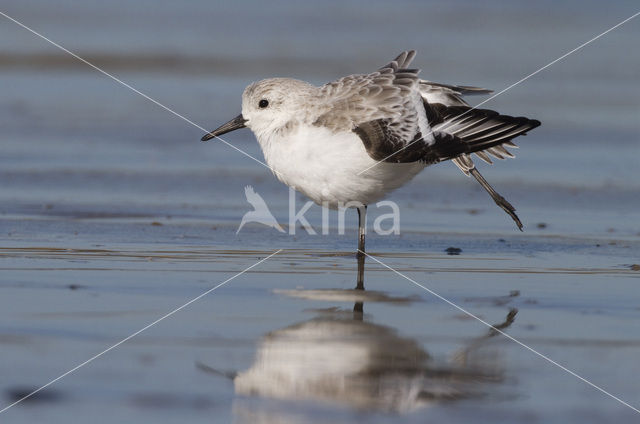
[419,81,493,107]
[315,51,539,166]
[313,50,434,159]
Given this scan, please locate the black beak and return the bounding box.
[201,114,247,141]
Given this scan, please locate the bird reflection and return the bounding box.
[235,311,427,412]
[199,258,518,420]
[231,304,517,415]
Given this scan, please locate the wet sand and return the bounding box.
[1,1,640,422]
[1,242,639,423]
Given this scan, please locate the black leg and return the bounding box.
[355,205,367,290]
[469,168,523,231]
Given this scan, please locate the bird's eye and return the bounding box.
[258,99,269,108]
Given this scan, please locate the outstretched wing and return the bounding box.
[355,100,540,164]
[326,51,539,165]
[315,50,539,166]
[418,80,518,168]
[314,50,434,153]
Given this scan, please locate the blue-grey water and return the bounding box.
[1,1,639,423]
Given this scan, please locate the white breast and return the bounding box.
[256,125,424,208]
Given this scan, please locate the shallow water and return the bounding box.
[1,245,640,423]
[1,1,640,423]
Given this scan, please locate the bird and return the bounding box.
[202,50,540,263]
[236,185,285,234]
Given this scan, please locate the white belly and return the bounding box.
[257,125,424,208]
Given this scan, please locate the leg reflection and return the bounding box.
[355,252,365,290]
[452,308,518,367]
[353,301,364,320]
[354,245,365,317]
[355,205,366,291]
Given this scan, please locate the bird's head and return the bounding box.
[201,78,316,142]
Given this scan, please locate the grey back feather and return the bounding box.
[312,51,531,168]
[314,50,428,154]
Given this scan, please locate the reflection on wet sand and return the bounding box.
[199,261,518,421]
[235,311,430,412]
[231,303,517,417]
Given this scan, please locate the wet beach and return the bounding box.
[1,1,640,423]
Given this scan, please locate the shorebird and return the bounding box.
[202,50,540,262]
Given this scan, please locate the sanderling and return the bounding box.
[202,50,540,261]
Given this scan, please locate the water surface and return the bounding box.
[1,1,639,422]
